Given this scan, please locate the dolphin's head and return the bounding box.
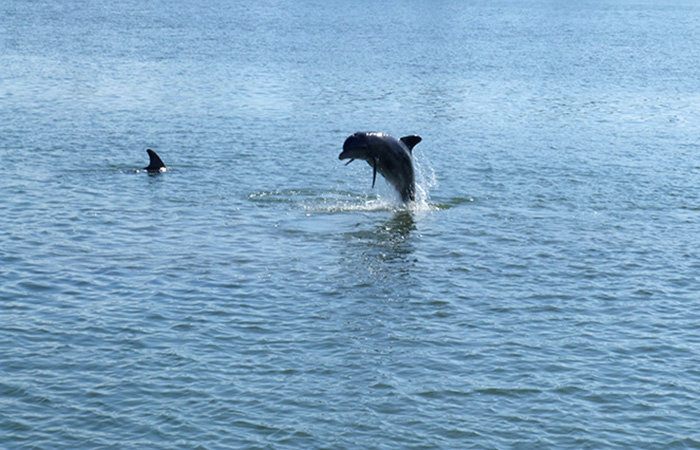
[339,132,382,163]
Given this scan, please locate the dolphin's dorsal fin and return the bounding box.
[400,135,422,153]
[144,149,166,172]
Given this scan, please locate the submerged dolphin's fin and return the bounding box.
[371,157,377,188]
[400,135,422,153]
[144,149,166,172]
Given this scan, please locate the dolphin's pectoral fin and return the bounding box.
[400,135,422,152]
[371,158,377,189]
[344,158,355,166]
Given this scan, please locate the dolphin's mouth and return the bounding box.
[338,144,368,162]
[338,150,356,162]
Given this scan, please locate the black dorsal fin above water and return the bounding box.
[144,149,166,173]
[399,135,422,153]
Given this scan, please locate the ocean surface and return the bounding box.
[2,0,700,448]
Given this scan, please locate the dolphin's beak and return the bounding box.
[339,140,368,161]
[338,149,354,163]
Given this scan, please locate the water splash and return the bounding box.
[249,148,440,214]
[320,148,440,213]
[412,147,437,211]
[299,191,443,214]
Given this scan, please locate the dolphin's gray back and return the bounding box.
[373,136,416,202]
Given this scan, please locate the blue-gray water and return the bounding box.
[2,1,700,448]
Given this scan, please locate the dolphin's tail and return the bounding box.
[144,149,166,172]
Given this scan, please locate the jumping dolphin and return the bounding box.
[143,149,166,173]
[339,132,422,202]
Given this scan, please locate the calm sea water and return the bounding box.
[3,0,700,448]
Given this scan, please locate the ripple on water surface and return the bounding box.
[4,0,700,448]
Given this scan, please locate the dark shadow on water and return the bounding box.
[340,211,418,291]
[374,211,416,261]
